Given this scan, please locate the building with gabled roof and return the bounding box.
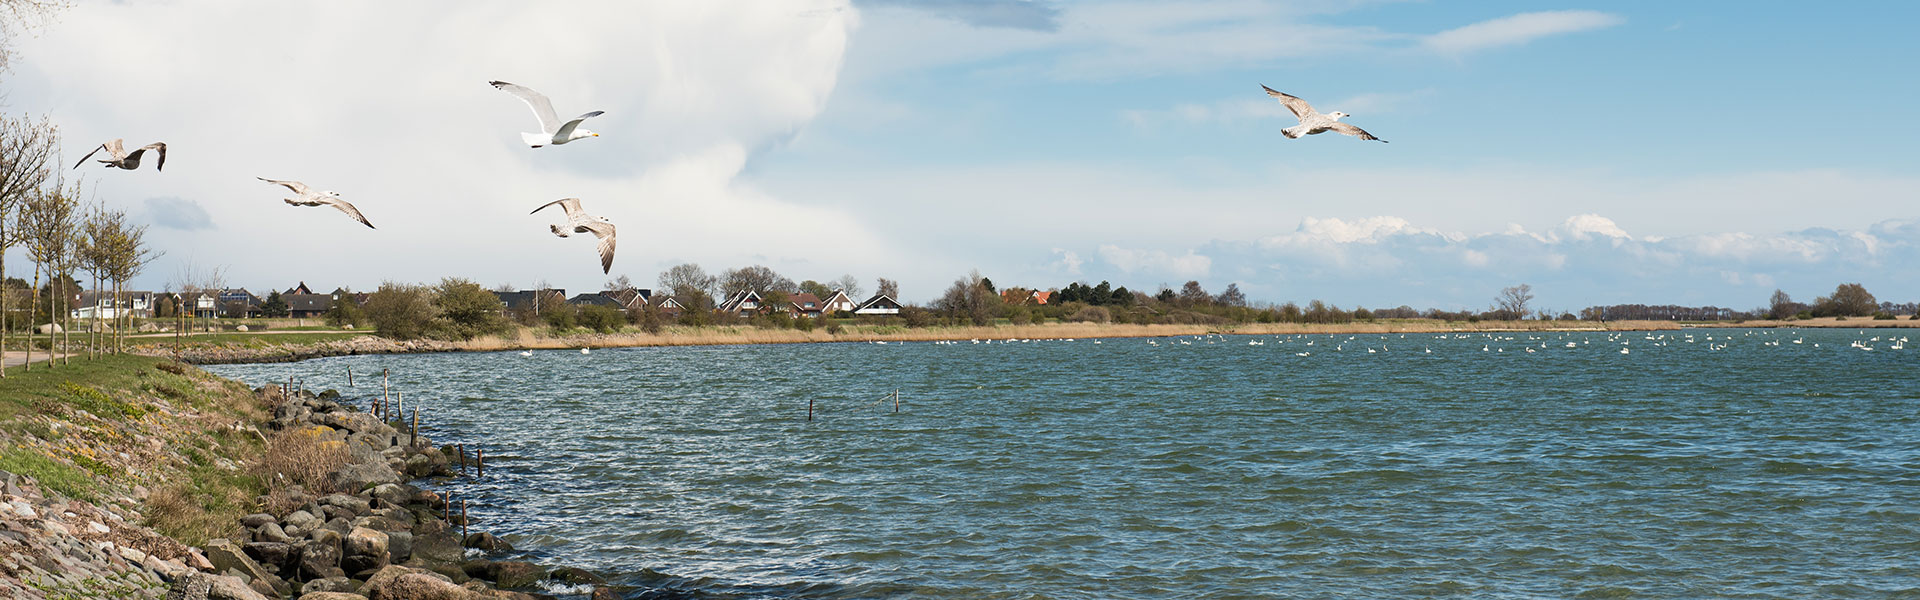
[853,293,903,316]
[716,290,765,317]
[785,293,824,318]
[820,290,857,314]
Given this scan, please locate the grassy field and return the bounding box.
[0,353,268,545]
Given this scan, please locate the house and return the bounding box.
[568,293,624,308]
[853,293,902,316]
[600,288,653,310]
[785,293,824,318]
[284,293,334,318]
[285,281,315,295]
[219,288,262,318]
[495,289,567,313]
[649,294,685,317]
[185,291,219,319]
[716,290,765,317]
[73,290,157,319]
[820,290,857,314]
[1032,291,1052,305]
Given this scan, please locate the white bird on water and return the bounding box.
[256,178,375,229]
[489,81,603,148]
[1261,85,1387,143]
[74,139,167,171]
[530,198,617,274]
[519,350,532,357]
[580,348,591,355]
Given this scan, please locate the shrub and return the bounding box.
[1066,305,1111,323]
[542,303,578,331]
[364,281,436,340]
[578,304,624,333]
[432,278,513,340]
[825,320,844,334]
[794,316,817,332]
[255,427,351,498]
[900,306,932,328]
[1872,312,1895,320]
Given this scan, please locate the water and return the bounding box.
[206,329,1920,599]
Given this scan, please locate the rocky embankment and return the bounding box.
[2,382,617,600]
[156,337,464,365]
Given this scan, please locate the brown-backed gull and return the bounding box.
[73,139,167,171]
[256,177,375,229]
[1262,85,1387,143]
[531,197,616,273]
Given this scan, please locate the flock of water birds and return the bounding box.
[75,81,622,272]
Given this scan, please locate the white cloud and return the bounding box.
[1051,247,1083,274]
[13,0,865,294]
[1097,244,1211,278]
[1424,10,1623,55]
[1558,214,1631,242]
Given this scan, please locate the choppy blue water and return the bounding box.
[207,329,1920,599]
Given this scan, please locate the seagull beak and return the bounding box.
[592,133,600,137]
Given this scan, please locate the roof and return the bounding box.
[788,293,822,310]
[855,293,902,311]
[494,289,566,311]
[568,293,624,307]
[286,281,314,295]
[717,290,763,312]
[283,294,333,312]
[1033,291,1052,305]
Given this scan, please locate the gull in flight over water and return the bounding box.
[257,177,375,229]
[73,139,167,171]
[531,198,617,273]
[1262,85,1386,143]
[490,81,603,148]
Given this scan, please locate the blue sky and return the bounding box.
[11,1,1918,312]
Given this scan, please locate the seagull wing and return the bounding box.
[530,197,585,218]
[490,80,562,134]
[258,177,313,196]
[103,138,127,159]
[583,221,616,274]
[72,144,107,170]
[554,111,604,140]
[1328,122,1387,143]
[139,142,167,171]
[1261,85,1316,120]
[323,198,376,229]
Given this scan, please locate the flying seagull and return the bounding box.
[73,139,168,171]
[1262,85,1387,143]
[257,177,375,229]
[531,198,616,273]
[489,81,603,148]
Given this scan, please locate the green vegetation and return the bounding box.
[0,447,94,501]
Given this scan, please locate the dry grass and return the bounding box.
[145,478,251,547]
[254,426,352,510]
[446,319,1677,351]
[1694,316,1920,329]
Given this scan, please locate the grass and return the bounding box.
[0,447,95,502]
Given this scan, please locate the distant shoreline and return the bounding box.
[144,319,1713,364]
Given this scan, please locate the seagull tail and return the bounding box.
[521,132,550,147]
[550,224,569,238]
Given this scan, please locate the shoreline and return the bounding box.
[144,319,1699,365]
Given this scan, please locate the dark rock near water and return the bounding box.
[462,532,513,552]
[551,566,607,585]
[300,575,361,595]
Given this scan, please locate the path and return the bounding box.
[1,351,75,368]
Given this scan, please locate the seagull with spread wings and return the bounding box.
[73,139,168,171]
[531,198,617,274]
[489,81,603,148]
[256,177,375,229]
[1262,85,1387,143]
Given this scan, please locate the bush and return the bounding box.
[578,304,625,333]
[364,282,435,340]
[900,306,932,328]
[255,427,351,499]
[825,320,844,334]
[432,278,512,340]
[542,303,578,331]
[1872,312,1895,320]
[1911,314,1919,321]
[1066,305,1111,323]
[794,316,817,331]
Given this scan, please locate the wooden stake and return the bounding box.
[894,389,900,413]
[396,391,403,423]
[808,397,814,422]
[411,407,419,447]
[460,500,468,540]
[458,443,467,474]
[347,366,353,387]
[476,447,485,478]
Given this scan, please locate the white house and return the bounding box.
[820,290,857,314]
[853,293,902,316]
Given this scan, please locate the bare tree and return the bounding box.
[875,277,899,300]
[1495,284,1534,320]
[831,274,862,299]
[78,204,113,358]
[23,177,78,369]
[170,259,222,343]
[0,115,55,377]
[105,219,157,352]
[0,1,68,79]
[719,265,795,297]
[658,263,716,297]
[936,269,997,326]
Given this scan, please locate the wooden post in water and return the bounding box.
[476,447,485,478]
[459,499,468,540]
[347,366,353,387]
[894,389,900,413]
[396,392,403,423]
[808,397,814,422]
[411,407,419,447]
[457,443,467,474]
[381,369,389,416]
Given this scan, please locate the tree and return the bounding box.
[1177,281,1210,307]
[22,177,78,369]
[658,263,715,298]
[937,269,997,326]
[798,279,833,299]
[831,274,862,299]
[0,115,55,376]
[363,281,434,340]
[1494,284,1533,320]
[432,277,511,340]
[78,205,111,358]
[1215,283,1247,307]
[1814,283,1877,317]
[578,304,623,333]
[325,290,365,328]
[603,274,636,295]
[260,290,290,318]
[720,265,794,296]
[1767,289,1796,320]
[875,277,899,300]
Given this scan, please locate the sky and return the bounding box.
[7,0,1918,312]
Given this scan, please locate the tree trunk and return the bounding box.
[0,246,7,379]
[26,261,38,371]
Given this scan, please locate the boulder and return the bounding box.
[236,324,249,332]
[205,538,288,595]
[489,561,546,589]
[299,576,361,596]
[205,573,271,600]
[346,527,391,558]
[298,541,345,580]
[294,593,366,600]
[254,522,292,544]
[314,411,387,435]
[374,572,481,600]
[241,541,296,574]
[362,565,464,599]
[387,531,415,563]
[34,323,61,334]
[462,532,512,552]
[331,460,401,492]
[240,513,278,528]
[319,494,373,515]
[369,483,416,508]
[284,509,321,532]
[410,530,466,564]
[549,567,605,585]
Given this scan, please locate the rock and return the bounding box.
[410,531,465,564]
[331,460,401,492]
[347,527,391,558]
[34,323,62,334]
[314,411,387,435]
[300,576,361,596]
[241,541,295,574]
[489,561,546,589]
[241,513,278,528]
[205,538,288,595]
[319,494,373,515]
[284,509,321,532]
[236,324,249,332]
[550,567,605,585]
[387,531,415,563]
[255,522,292,544]
[294,592,366,600]
[374,572,480,600]
[362,565,466,599]
[186,548,216,571]
[369,483,414,508]
[353,513,412,532]
[591,587,624,600]
[204,573,271,600]
[298,542,345,580]
[462,532,512,552]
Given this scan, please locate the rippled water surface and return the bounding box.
[208,329,1920,599]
